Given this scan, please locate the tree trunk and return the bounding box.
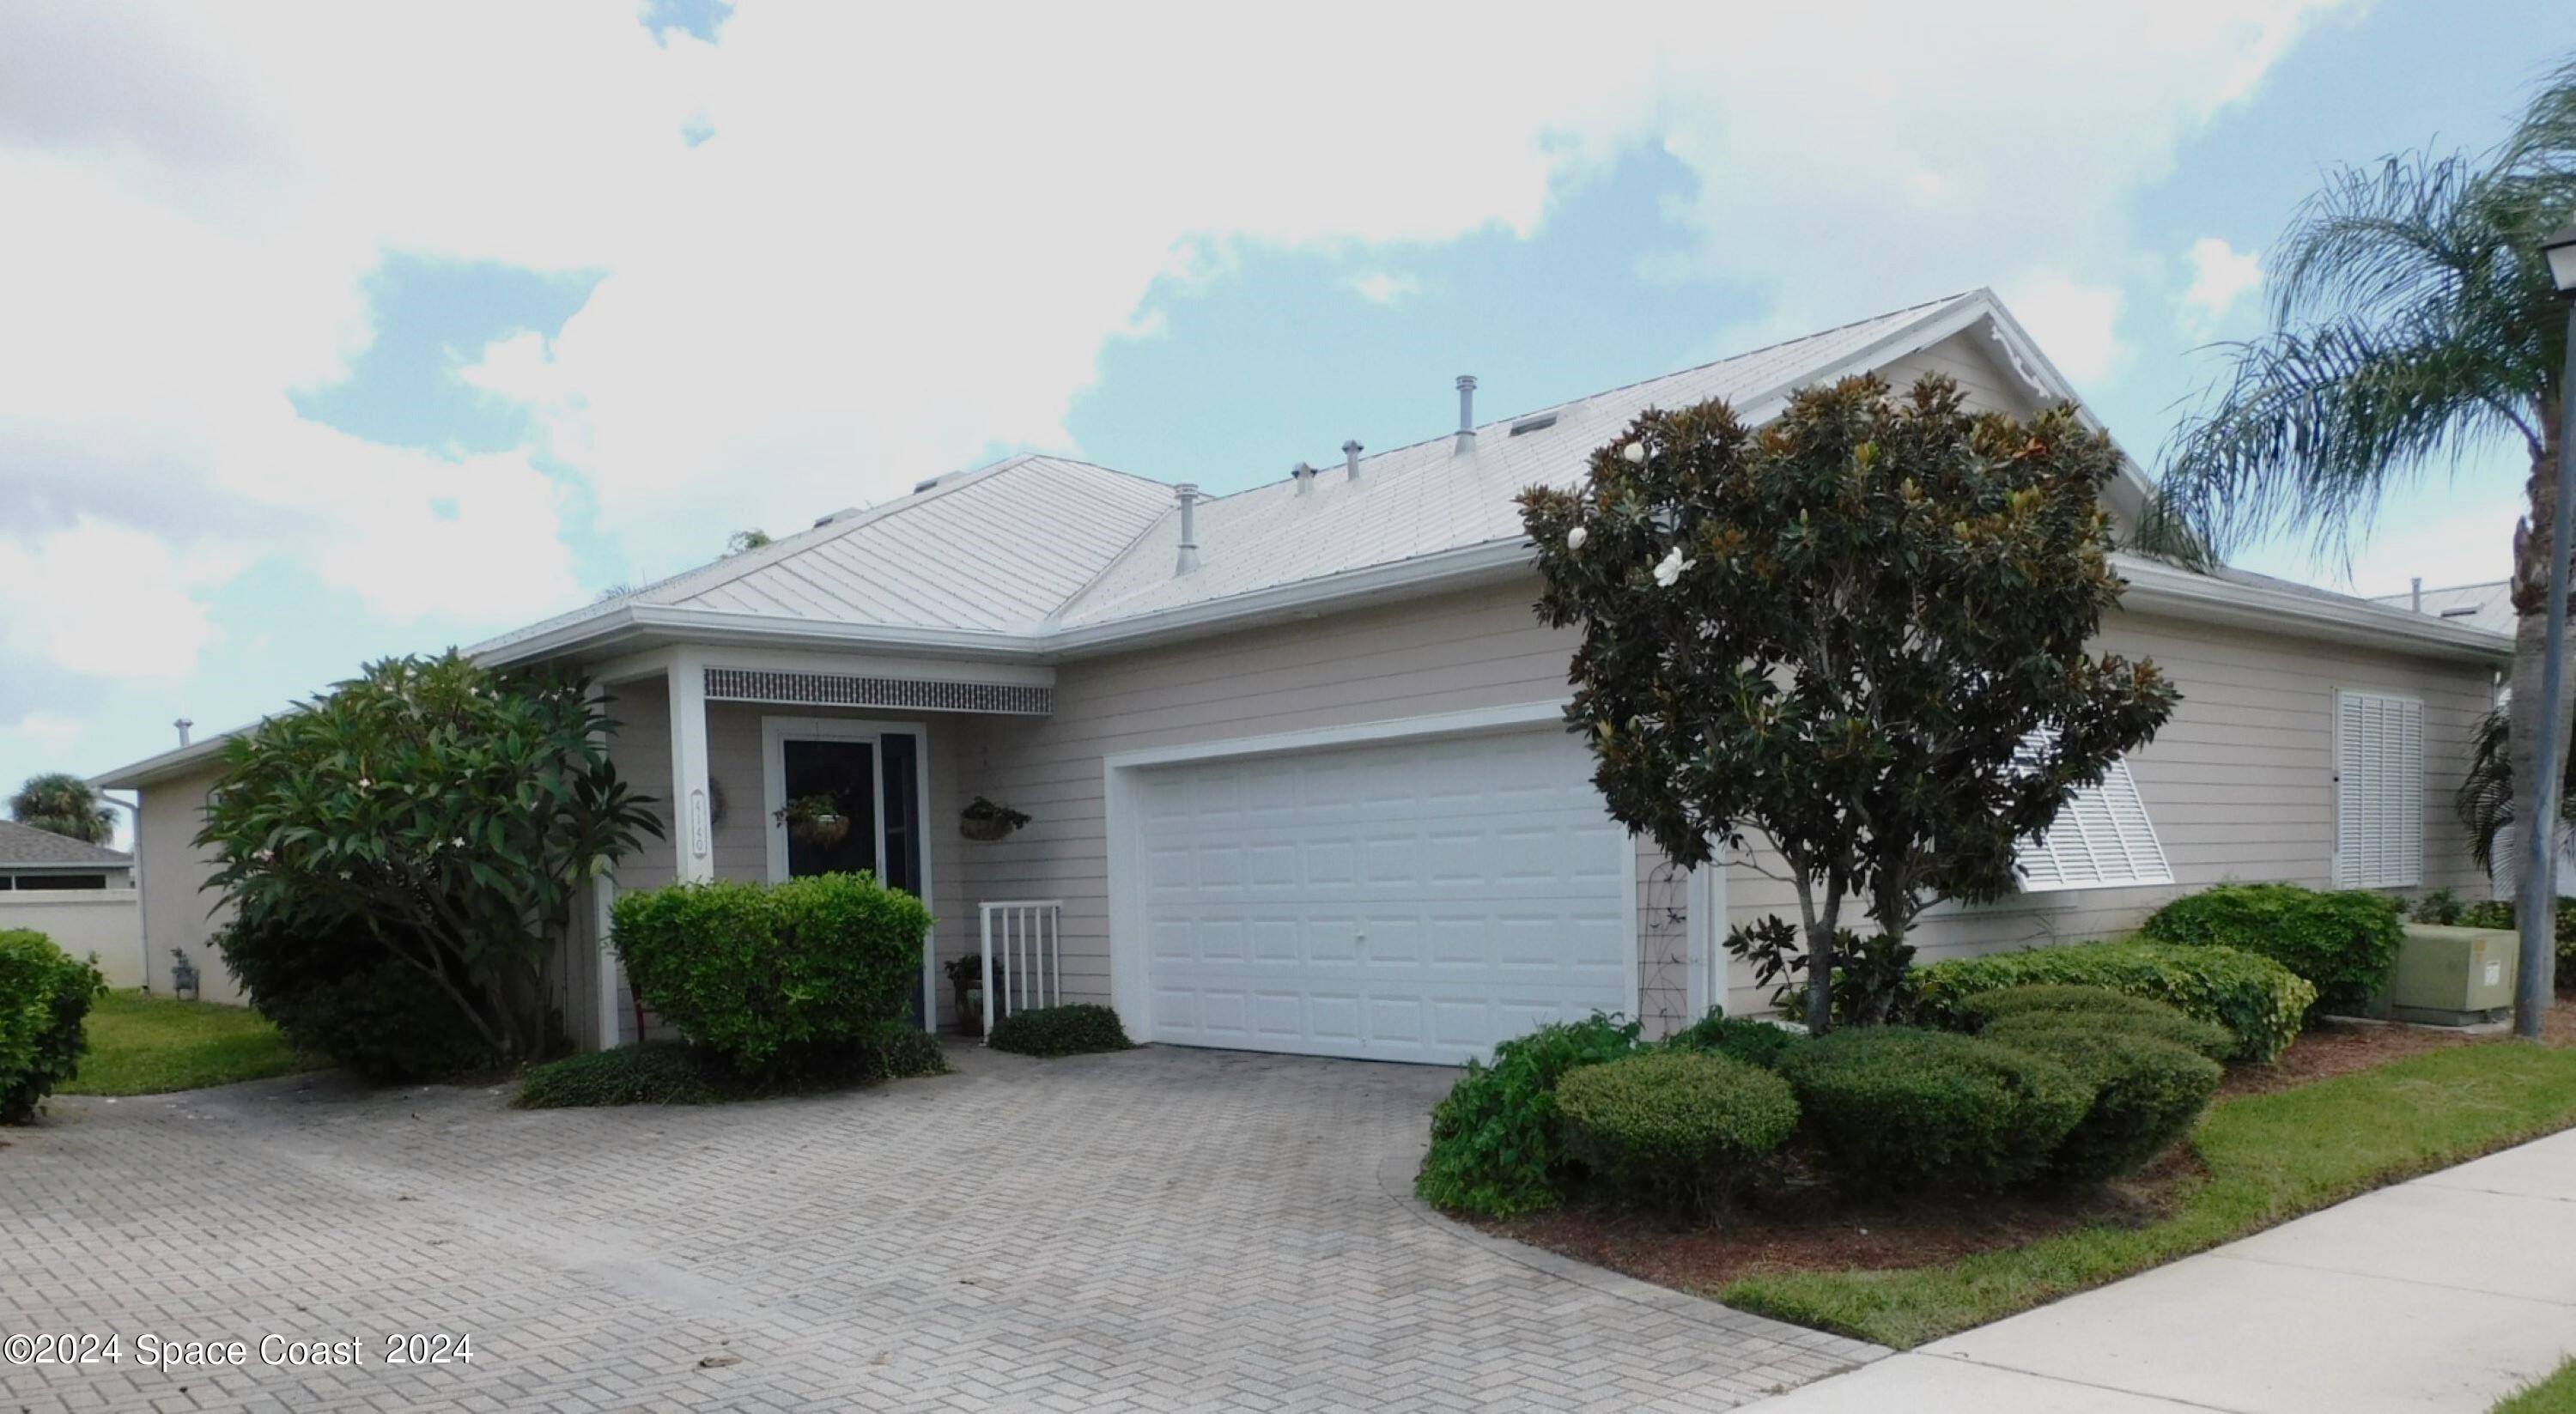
[2508,424,2569,1011]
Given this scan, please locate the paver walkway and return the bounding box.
[1746,1127,2576,1412]
[3,1042,1874,1412]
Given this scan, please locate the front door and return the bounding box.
[766,719,931,1023]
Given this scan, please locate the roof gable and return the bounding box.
[0,819,130,867]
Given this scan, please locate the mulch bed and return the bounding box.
[1494,997,2576,1289]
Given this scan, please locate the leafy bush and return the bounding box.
[1724,915,1918,1027]
[862,1018,953,1077]
[1554,1050,1799,1206]
[1950,985,2236,1061]
[216,912,501,1082]
[1777,1027,2092,1193]
[1979,1018,2221,1184]
[986,1004,1132,1057]
[2142,883,2403,1013]
[2411,888,2466,925]
[198,653,660,1062]
[514,1042,723,1108]
[2454,898,2576,986]
[1668,1010,1810,1069]
[1913,940,2315,1063]
[612,873,932,1077]
[0,930,106,1125]
[1416,1013,1643,1217]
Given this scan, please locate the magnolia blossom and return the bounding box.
[1653,545,1694,587]
[1566,525,1589,550]
[356,777,372,789]
[1623,440,1647,464]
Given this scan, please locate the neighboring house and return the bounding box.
[97,290,2511,1059]
[2372,579,2515,637]
[0,819,143,988]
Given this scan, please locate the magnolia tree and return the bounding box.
[200,652,660,1061]
[1520,374,2179,1032]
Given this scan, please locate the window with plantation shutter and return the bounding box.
[2011,732,2172,892]
[2334,691,2423,889]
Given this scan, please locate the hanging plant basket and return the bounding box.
[959,796,1032,842]
[775,794,852,847]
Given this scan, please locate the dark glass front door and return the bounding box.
[781,738,879,880]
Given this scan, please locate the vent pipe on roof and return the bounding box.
[174,718,193,748]
[1454,376,1477,455]
[2411,576,2423,613]
[1291,462,1315,495]
[1343,440,1364,483]
[1174,482,1202,576]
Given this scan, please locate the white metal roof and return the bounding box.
[2371,580,2514,637]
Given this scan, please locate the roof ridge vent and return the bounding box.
[1174,483,1201,576]
[1291,462,1316,495]
[1343,440,1364,483]
[1453,376,1477,455]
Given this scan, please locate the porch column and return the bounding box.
[668,652,715,885]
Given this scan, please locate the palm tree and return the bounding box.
[2149,58,2576,929]
[8,772,115,845]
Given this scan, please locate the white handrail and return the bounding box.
[979,900,1064,1041]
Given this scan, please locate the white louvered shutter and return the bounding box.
[2014,733,2172,892]
[2335,691,2423,889]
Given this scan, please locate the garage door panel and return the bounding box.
[1134,725,1633,1064]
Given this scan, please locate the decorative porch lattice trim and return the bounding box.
[702,667,1051,715]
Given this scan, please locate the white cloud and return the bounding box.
[2311,499,2521,600]
[1346,271,1421,306]
[2181,236,2265,332]
[0,517,236,681]
[3,0,2351,621]
[6,713,85,753]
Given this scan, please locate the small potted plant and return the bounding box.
[775,793,850,847]
[944,953,1005,1035]
[959,796,1031,842]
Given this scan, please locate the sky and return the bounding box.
[1,0,2567,846]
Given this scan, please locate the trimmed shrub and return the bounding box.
[986,1004,1132,1058]
[2142,883,2403,1013]
[514,1042,723,1108]
[1556,1050,1799,1206]
[1417,1013,1643,1217]
[1778,1027,2092,1193]
[1668,1011,1810,1069]
[1981,1017,2222,1184]
[1952,985,2235,1062]
[862,1018,954,1078]
[216,913,500,1082]
[612,873,931,1077]
[0,930,106,1125]
[1913,940,2315,1063]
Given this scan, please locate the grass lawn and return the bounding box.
[2499,1358,2576,1414]
[60,990,317,1096]
[1719,1038,2576,1350]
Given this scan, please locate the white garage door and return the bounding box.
[1133,725,1634,1064]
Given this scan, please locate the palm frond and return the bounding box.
[2458,707,2576,877]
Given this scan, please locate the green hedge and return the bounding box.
[1555,1050,1799,1206]
[2142,883,2403,1013]
[987,1004,1133,1057]
[1417,1014,1643,1217]
[2453,899,2576,984]
[1778,1027,2091,1193]
[611,873,931,1077]
[1952,985,2235,1062]
[216,913,499,1082]
[0,930,106,1125]
[1668,1011,1810,1069]
[1981,1017,2221,1184]
[1914,941,2314,1063]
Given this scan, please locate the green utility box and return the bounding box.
[2370,924,2518,1027]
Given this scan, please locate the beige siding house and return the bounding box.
[98,290,2508,1058]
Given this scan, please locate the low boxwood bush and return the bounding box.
[1555,1049,1799,1207]
[1777,1027,2091,1193]
[986,1004,1133,1057]
[2142,883,2403,1014]
[1668,1011,1809,1069]
[1913,940,2315,1063]
[1952,985,2235,1062]
[612,873,931,1077]
[1980,1017,2221,1184]
[0,930,106,1125]
[1417,1013,1643,1217]
[514,1042,724,1108]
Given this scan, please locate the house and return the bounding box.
[0,819,143,988]
[95,290,2512,1060]
[2372,580,2515,637]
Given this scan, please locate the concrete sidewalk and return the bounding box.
[1745,1129,2576,1413]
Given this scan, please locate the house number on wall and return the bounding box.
[688,786,712,859]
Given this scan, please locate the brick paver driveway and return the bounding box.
[4,1042,1876,1412]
